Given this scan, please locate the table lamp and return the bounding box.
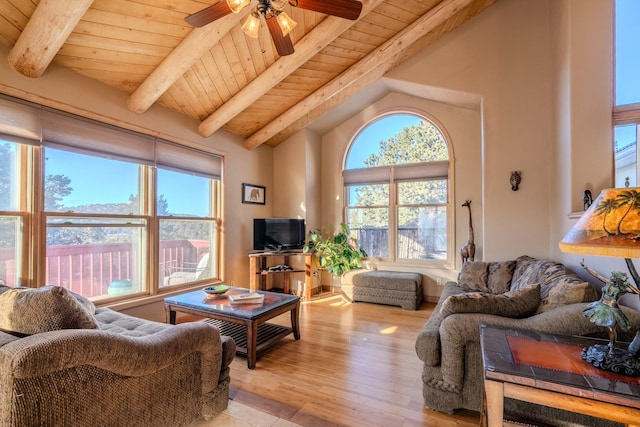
[559,187,640,376]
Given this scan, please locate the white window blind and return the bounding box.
[343,161,448,185]
[156,139,222,180]
[41,109,155,165]
[0,96,41,145]
[0,94,222,177]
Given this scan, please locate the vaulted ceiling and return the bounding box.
[0,0,496,149]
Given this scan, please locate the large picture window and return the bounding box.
[344,113,451,263]
[43,148,147,299]
[158,168,220,288]
[614,0,640,187]
[0,95,223,302]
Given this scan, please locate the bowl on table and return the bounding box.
[202,285,230,296]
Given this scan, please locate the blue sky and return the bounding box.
[614,0,640,151]
[346,114,423,169]
[46,148,210,216]
[616,0,640,106]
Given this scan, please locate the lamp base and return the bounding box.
[582,344,640,376]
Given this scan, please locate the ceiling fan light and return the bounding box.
[276,11,297,36]
[227,0,251,14]
[270,0,288,11]
[242,11,261,38]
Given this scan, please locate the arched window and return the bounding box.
[343,112,451,263]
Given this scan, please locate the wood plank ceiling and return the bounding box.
[0,0,496,149]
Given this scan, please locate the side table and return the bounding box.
[248,251,312,300]
[480,325,640,427]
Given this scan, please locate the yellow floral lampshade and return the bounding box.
[559,188,640,259]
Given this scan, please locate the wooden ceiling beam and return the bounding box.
[127,10,249,114]
[8,0,94,78]
[244,0,475,150]
[265,0,496,146]
[197,0,386,138]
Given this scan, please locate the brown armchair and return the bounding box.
[0,285,234,426]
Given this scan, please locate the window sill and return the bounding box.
[100,281,228,312]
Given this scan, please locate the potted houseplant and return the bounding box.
[303,223,368,277]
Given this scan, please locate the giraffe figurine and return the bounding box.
[460,200,475,264]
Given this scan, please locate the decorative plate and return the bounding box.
[202,285,230,295]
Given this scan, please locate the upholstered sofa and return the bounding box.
[415,256,640,426]
[0,285,235,427]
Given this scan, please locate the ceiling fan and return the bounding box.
[185,0,363,56]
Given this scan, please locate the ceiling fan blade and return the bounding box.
[293,0,363,20]
[265,16,295,56]
[185,1,233,27]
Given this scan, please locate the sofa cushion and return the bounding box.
[536,274,597,314]
[439,284,540,319]
[457,261,516,294]
[0,285,98,336]
[510,256,598,313]
[510,255,545,290]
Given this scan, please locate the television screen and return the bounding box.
[253,218,305,251]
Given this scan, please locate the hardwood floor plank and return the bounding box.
[182,294,480,427]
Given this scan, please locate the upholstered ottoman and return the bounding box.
[341,269,423,310]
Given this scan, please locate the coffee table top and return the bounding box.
[480,325,640,406]
[164,287,299,320]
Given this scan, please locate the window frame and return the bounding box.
[0,94,224,304]
[613,105,640,187]
[157,166,222,290]
[342,111,454,267]
[613,0,640,187]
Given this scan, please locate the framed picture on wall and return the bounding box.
[242,183,266,205]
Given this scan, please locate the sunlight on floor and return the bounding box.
[379,325,398,334]
[190,400,302,427]
[301,295,343,305]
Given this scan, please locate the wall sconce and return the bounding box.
[510,171,521,191]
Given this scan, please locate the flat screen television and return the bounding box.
[253,218,305,251]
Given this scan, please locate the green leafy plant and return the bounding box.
[303,223,368,276]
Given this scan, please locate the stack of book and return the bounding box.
[228,292,264,305]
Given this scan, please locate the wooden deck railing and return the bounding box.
[0,240,207,295]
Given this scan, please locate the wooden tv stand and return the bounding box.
[248,251,312,301]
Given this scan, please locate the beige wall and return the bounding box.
[385,0,554,262]
[279,0,629,303]
[273,130,307,220]
[307,0,554,300]
[548,1,639,308]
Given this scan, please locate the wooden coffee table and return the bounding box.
[165,288,300,369]
[480,325,640,427]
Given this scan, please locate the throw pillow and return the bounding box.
[487,260,517,294]
[68,289,96,314]
[0,285,98,336]
[457,261,516,294]
[457,262,491,292]
[510,256,556,291]
[440,284,541,320]
[536,275,598,314]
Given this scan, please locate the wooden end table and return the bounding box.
[165,288,300,369]
[480,325,640,427]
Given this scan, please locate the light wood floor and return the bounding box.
[185,294,480,427]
